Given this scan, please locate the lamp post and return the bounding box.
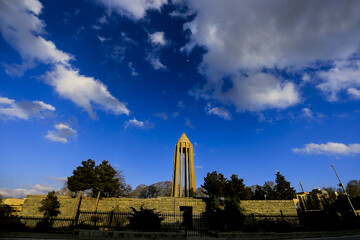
[330,164,357,216]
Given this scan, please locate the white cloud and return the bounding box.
[149,32,166,46]
[45,123,77,143]
[146,54,167,70]
[128,62,139,76]
[182,1,360,111]
[185,117,195,129]
[348,88,360,99]
[0,0,72,76]
[124,117,154,129]
[98,35,110,42]
[317,60,360,101]
[44,65,129,118]
[98,15,108,24]
[206,103,231,120]
[95,0,168,20]
[177,101,185,108]
[301,107,325,120]
[0,184,54,198]
[0,0,130,118]
[220,73,300,111]
[172,112,179,118]
[155,112,168,120]
[46,176,67,183]
[293,142,360,155]
[0,96,55,120]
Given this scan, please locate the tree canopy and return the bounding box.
[130,181,172,199]
[38,191,60,219]
[346,180,360,197]
[274,172,296,200]
[67,159,131,197]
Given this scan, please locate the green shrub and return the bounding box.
[128,205,164,231]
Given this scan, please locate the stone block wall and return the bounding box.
[20,195,78,218]
[240,200,298,216]
[20,195,298,218]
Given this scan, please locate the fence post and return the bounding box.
[251,213,255,226]
[73,209,80,229]
[200,214,203,238]
[108,210,114,231]
[280,210,284,222]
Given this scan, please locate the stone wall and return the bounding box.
[20,195,298,218]
[240,200,298,216]
[20,195,78,218]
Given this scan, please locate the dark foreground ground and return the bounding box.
[1,230,360,240]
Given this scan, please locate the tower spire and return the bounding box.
[171,133,196,197]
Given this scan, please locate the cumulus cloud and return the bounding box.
[182,0,360,111]
[206,103,231,120]
[45,123,77,143]
[95,0,168,20]
[44,65,129,118]
[293,142,360,155]
[149,32,166,46]
[0,96,55,120]
[0,0,130,118]
[317,60,360,101]
[124,118,154,129]
[0,184,54,198]
[220,73,300,111]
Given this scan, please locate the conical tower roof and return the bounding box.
[177,133,191,143]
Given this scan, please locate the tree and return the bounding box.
[196,187,207,197]
[67,159,131,198]
[346,180,360,197]
[263,181,276,200]
[139,185,159,198]
[55,184,77,197]
[93,160,121,197]
[152,181,172,197]
[129,184,148,198]
[225,174,251,200]
[38,191,60,219]
[202,171,227,198]
[136,181,171,198]
[274,172,296,200]
[67,159,97,193]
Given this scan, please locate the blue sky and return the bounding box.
[1,0,360,198]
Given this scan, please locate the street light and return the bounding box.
[330,164,357,216]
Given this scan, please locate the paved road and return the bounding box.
[286,235,360,240]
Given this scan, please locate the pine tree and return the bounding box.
[93,160,121,197]
[67,159,97,193]
[38,191,60,219]
[274,172,296,200]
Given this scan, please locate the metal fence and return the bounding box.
[75,210,185,230]
[0,211,300,238]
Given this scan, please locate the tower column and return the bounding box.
[179,142,183,197]
[171,133,196,198]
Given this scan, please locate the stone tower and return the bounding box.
[171,133,196,197]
